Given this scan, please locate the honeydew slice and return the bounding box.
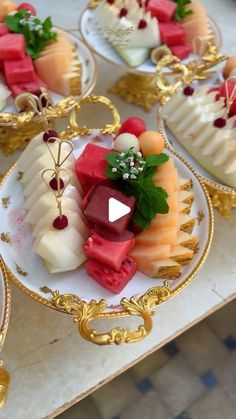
[22,155,74,185]
[201,129,233,156]
[17,133,44,169]
[25,195,79,224]
[114,46,150,68]
[213,140,236,166]
[32,208,88,239]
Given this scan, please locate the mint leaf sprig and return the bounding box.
[105,148,169,230]
[5,10,57,59]
[173,0,193,22]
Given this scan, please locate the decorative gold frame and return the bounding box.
[157,109,236,219]
[0,109,214,344]
[0,261,11,407]
[79,4,226,111]
[0,29,98,155]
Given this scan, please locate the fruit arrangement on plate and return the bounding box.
[16,115,200,295]
[95,0,211,67]
[0,1,84,111]
[160,74,236,190]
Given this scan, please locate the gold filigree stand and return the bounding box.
[41,283,171,345]
[108,42,227,112]
[207,185,236,219]
[0,361,10,408]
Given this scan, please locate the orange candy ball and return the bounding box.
[138,131,165,156]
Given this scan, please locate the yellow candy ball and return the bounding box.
[139,131,165,156]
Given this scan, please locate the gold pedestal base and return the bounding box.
[0,361,10,408]
[207,186,236,219]
[109,72,162,112]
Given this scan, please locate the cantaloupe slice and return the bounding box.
[149,212,179,230]
[136,227,178,246]
[170,245,194,265]
[0,1,17,21]
[182,18,210,45]
[130,244,171,263]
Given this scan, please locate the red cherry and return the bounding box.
[213,117,227,128]
[107,0,115,3]
[53,215,68,230]
[116,117,146,137]
[49,177,65,191]
[138,19,147,29]
[17,2,36,15]
[183,86,195,96]
[119,8,128,18]
[43,129,58,143]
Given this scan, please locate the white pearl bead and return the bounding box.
[113,133,140,152]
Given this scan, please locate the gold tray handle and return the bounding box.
[50,282,171,345]
[0,361,10,408]
[60,95,121,141]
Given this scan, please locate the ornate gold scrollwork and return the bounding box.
[45,282,171,345]
[207,185,236,219]
[0,361,10,408]
[60,95,121,140]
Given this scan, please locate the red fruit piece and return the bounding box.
[75,144,110,193]
[119,7,128,18]
[9,77,48,98]
[183,86,194,96]
[43,129,58,142]
[170,44,192,60]
[84,231,135,271]
[219,80,236,116]
[116,116,146,137]
[85,256,137,294]
[0,34,26,60]
[84,185,136,235]
[0,23,10,37]
[146,0,177,22]
[138,19,147,29]
[159,22,186,46]
[49,177,64,191]
[4,55,36,85]
[213,117,227,128]
[17,2,36,15]
[53,215,68,230]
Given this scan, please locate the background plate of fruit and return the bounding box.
[0,1,97,113]
[0,111,213,324]
[158,74,236,194]
[80,0,221,72]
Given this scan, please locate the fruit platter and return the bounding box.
[158,67,236,216]
[80,0,221,73]
[0,96,213,345]
[0,1,97,114]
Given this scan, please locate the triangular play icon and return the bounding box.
[108,197,131,223]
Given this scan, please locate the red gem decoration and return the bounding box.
[213,117,227,128]
[43,129,58,143]
[183,86,194,96]
[119,7,128,18]
[49,177,65,191]
[53,215,68,230]
[138,19,147,29]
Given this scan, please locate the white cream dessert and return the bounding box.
[161,85,236,188]
[96,0,160,66]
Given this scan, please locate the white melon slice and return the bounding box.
[114,46,150,67]
[213,140,236,166]
[0,83,11,111]
[18,132,44,170]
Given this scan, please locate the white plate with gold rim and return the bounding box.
[157,108,236,196]
[80,7,222,75]
[0,130,213,344]
[0,262,10,352]
[2,28,98,114]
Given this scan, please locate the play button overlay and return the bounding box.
[108,198,131,222]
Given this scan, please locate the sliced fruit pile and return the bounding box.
[161,80,236,188]
[0,1,82,103]
[18,116,197,294]
[96,0,210,67]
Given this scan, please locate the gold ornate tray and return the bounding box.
[157,108,236,219]
[0,263,10,408]
[0,96,214,345]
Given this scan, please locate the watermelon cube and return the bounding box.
[85,256,137,294]
[0,34,26,60]
[10,77,48,97]
[170,44,192,60]
[84,185,136,235]
[4,55,36,85]
[84,231,135,271]
[146,0,177,22]
[159,22,186,46]
[75,144,110,193]
[0,23,10,36]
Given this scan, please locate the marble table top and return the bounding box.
[0,0,235,418]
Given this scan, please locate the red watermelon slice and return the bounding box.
[0,34,26,60]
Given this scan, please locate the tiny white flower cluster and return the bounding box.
[19,15,43,33]
[115,149,146,181]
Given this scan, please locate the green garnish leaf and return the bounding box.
[173,0,193,22]
[5,10,57,59]
[105,148,169,230]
